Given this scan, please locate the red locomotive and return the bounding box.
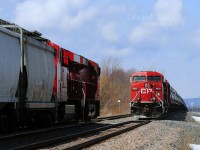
[0,19,100,133]
[130,71,187,117]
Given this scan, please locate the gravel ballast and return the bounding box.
[85,112,200,150]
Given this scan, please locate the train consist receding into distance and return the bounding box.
[130,71,187,118]
[0,19,100,133]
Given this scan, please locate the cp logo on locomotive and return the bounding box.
[141,88,152,94]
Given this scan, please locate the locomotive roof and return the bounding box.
[131,71,163,77]
[48,42,99,67]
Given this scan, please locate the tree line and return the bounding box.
[100,57,135,116]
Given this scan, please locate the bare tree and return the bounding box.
[101,57,121,76]
[100,57,136,115]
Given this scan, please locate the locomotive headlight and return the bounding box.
[132,87,138,90]
[157,92,160,96]
[152,97,156,101]
[156,88,161,90]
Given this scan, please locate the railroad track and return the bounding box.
[98,114,131,120]
[0,122,92,141]
[135,111,187,121]
[61,120,150,150]
[0,114,130,141]
[1,113,183,150]
[7,120,149,150]
[61,112,185,150]
[0,114,131,150]
[1,112,184,150]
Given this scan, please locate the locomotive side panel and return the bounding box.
[24,37,55,108]
[0,27,20,105]
[47,43,100,121]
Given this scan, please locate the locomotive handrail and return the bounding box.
[1,25,24,73]
[132,91,141,101]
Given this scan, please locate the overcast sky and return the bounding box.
[1,0,200,99]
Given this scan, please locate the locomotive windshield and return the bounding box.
[147,76,161,82]
[133,76,146,82]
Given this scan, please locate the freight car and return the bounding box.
[130,71,187,118]
[0,19,100,133]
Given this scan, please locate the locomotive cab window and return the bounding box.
[147,76,161,82]
[133,76,146,82]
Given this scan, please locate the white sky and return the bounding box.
[1,0,200,98]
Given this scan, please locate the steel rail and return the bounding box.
[65,121,150,150]
[0,122,92,141]
[98,114,131,120]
